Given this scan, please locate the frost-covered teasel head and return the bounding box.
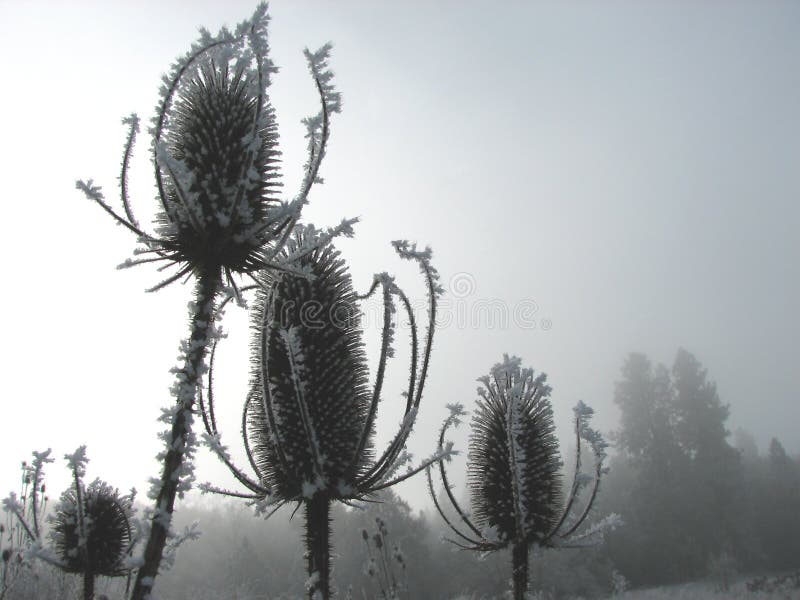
[50,478,135,577]
[249,226,371,500]
[3,447,138,599]
[199,228,448,506]
[427,356,618,599]
[468,356,562,545]
[153,58,282,276]
[77,3,344,292]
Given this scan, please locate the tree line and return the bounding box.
[600,348,800,587]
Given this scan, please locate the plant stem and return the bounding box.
[83,571,95,600]
[512,541,529,600]
[131,269,221,600]
[305,495,332,600]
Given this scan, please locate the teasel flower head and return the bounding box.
[246,225,371,499]
[199,228,450,505]
[50,478,135,577]
[427,356,620,599]
[468,356,562,545]
[34,447,138,581]
[3,447,138,598]
[152,56,282,277]
[76,3,345,293]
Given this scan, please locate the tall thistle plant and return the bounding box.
[2,448,137,600]
[76,5,353,597]
[428,356,620,600]
[198,230,449,599]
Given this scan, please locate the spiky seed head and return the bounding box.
[157,61,282,275]
[49,479,133,577]
[248,228,371,500]
[468,356,562,546]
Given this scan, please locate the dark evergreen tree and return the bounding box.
[672,349,732,460]
[608,349,748,585]
[608,353,691,583]
[760,438,800,569]
[671,348,744,566]
[733,428,760,465]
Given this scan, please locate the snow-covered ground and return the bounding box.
[451,574,800,600]
[601,575,800,600]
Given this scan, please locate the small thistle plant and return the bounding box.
[428,356,620,600]
[76,5,352,596]
[198,230,448,599]
[3,448,136,600]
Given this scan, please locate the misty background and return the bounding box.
[0,0,798,574]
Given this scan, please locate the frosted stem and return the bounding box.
[131,269,221,600]
[83,572,95,600]
[511,542,529,600]
[305,495,332,600]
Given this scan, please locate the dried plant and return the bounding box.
[360,517,407,599]
[75,4,352,596]
[428,356,620,600]
[1,452,51,600]
[198,230,449,599]
[3,448,136,600]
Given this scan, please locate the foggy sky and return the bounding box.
[0,0,797,511]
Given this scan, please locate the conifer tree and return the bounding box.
[610,353,689,582]
[671,348,743,564]
[610,349,746,583]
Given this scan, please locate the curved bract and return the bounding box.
[468,357,562,545]
[249,228,372,499]
[50,479,134,577]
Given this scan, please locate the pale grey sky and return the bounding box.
[0,0,797,511]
